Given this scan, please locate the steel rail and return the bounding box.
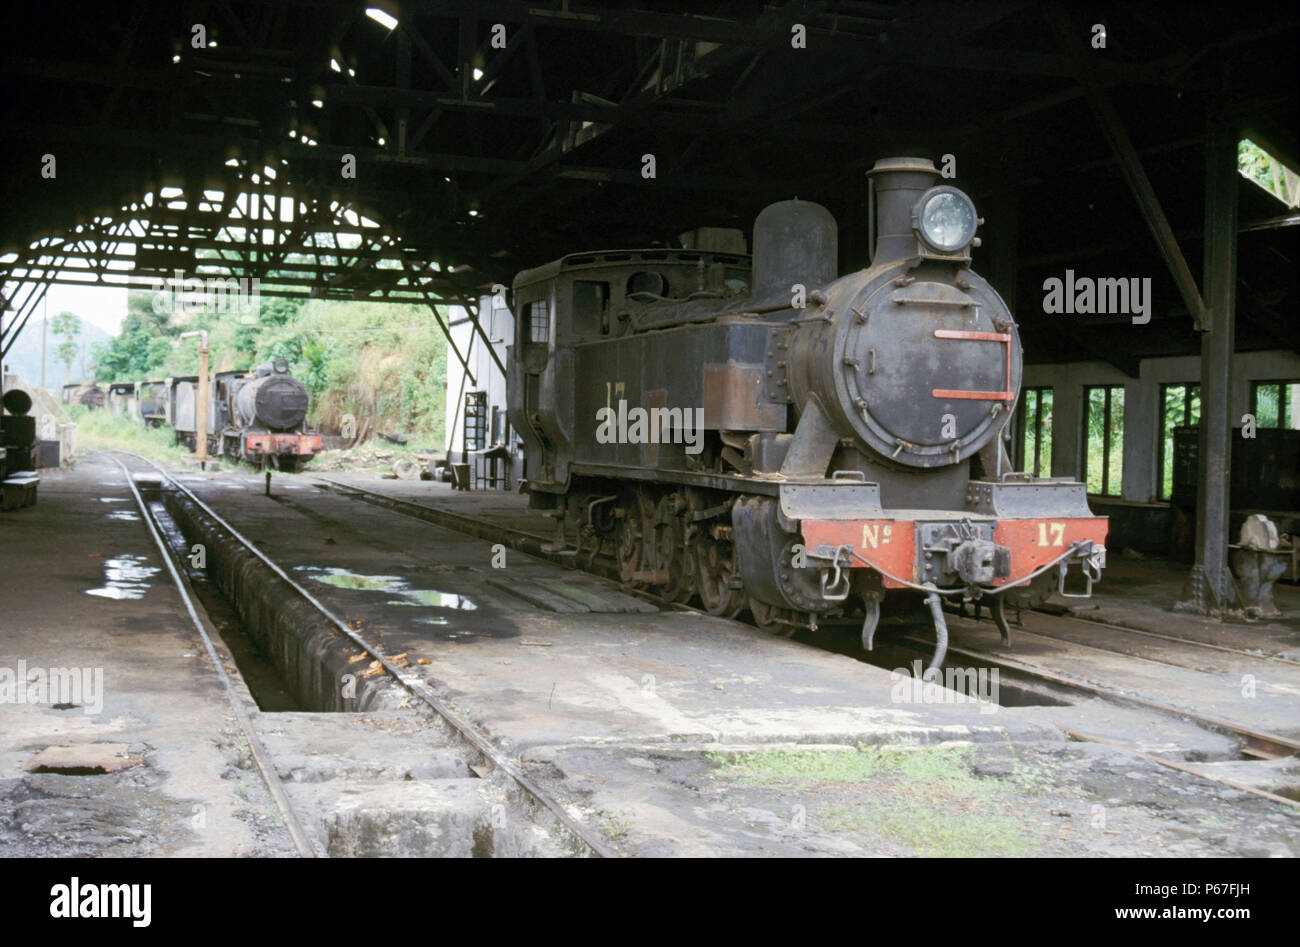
[1063,731,1300,813]
[1021,608,1300,668]
[117,452,615,858]
[110,453,320,857]
[901,632,1300,761]
[317,477,1300,765]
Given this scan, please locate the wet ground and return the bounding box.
[3,454,1297,857]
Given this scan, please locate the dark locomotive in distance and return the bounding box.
[507,156,1108,676]
[172,358,323,471]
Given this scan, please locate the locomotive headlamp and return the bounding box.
[915,187,978,253]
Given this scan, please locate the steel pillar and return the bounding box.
[1185,116,1239,611]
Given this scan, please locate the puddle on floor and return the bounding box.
[297,566,407,592]
[403,590,477,609]
[296,566,509,641]
[86,555,160,600]
[297,566,477,608]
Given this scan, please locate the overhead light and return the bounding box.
[348,68,356,77]
[472,67,483,81]
[289,129,297,138]
[330,58,341,73]
[209,40,218,48]
[468,209,478,217]
[365,8,398,30]
[172,55,180,64]
[377,137,386,146]
[312,99,323,108]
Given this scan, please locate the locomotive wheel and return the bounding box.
[617,507,647,589]
[654,496,694,604]
[695,537,743,618]
[750,599,797,638]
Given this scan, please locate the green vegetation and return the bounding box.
[51,311,82,387]
[1021,387,1053,477]
[1084,385,1124,495]
[709,744,1039,857]
[67,405,196,467]
[1251,381,1298,430]
[1159,384,1200,499]
[1239,138,1300,209]
[91,290,448,444]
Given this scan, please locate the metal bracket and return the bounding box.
[814,542,853,601]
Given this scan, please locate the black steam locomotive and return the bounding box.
[172,359,322,471]
[507,156,1108,676]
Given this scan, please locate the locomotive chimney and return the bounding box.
[750,199,837,304]
[867,157,939,265]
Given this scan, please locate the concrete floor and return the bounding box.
[0,456,296,856]
[3,457,1298,857]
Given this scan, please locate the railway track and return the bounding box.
[112,452,616,858]
[312,475,1300,776]
[110,453,318,857]
[975,598,1300,667]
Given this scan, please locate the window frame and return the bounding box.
[1083,384,1125,497]
[1249,379,1300,429]
[1157,382,1200,501]
[1018,386,1054,477]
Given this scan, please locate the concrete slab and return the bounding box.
[26,743,135,774]
[0,456,297,856]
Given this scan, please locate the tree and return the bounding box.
[50,310,81,385]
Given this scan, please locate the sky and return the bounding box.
[39,284,129,337]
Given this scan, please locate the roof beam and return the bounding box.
[1049,3,1207,330]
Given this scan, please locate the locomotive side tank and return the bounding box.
[507,156,1108,677]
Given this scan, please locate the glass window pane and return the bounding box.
[1039,390,1053,477]
[1107,387,1124,496]
[1021,390,1036,473]
[1160,385,1181,500]
[1256,383,1280,427]
[1086,387,1105,493]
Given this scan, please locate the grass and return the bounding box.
[67,407,198,468]
[709,744,1040,857]
[597,808,635,841]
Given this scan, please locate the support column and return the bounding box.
[1185,116,1238,611]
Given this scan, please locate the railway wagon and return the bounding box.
[137,379,171,427]
[507,156,1109,676]
[106,382,137,418]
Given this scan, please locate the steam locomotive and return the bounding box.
[506,156,1108,676]
[172,359,322,471]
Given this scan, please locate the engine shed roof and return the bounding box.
[0,0,1296,370]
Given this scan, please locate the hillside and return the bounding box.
[91,291,448,445]
[3,316,112,388]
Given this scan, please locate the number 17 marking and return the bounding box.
[1037,522,1066,546]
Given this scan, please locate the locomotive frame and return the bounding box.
[507,156,1108,678]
